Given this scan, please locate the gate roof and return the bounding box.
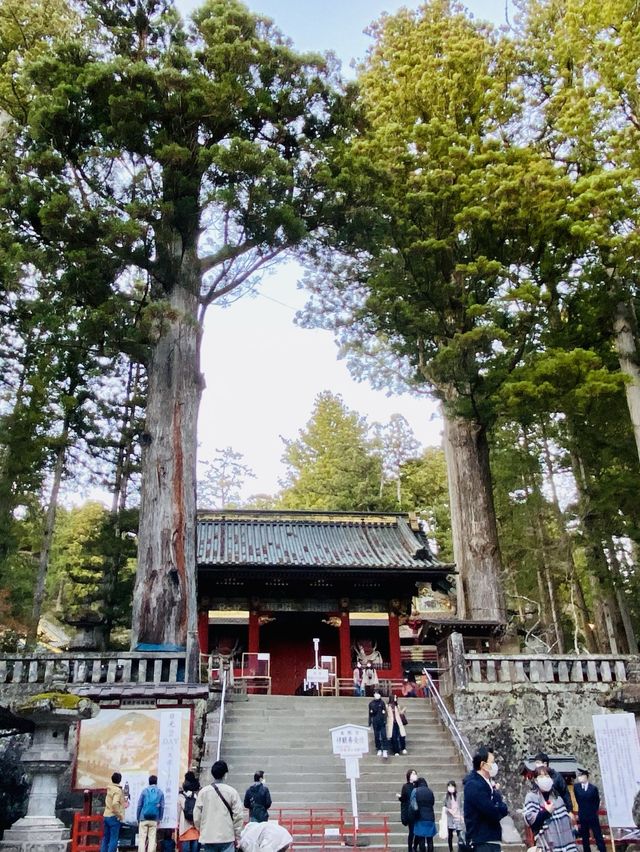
[196,510,452,573]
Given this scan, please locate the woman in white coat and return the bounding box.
[386,695,408,755]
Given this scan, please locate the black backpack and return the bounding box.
[183,793,196,823]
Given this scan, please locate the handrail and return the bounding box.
[422,668,473,771]
[216,668,228,762]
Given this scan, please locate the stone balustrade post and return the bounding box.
[448,631,468,691]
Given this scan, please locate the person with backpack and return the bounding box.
[136,775,165,852]
[194,760,244,852]
[178,771,201,852]
[244,771,272,823]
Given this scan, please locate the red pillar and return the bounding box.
[339,612,352,679]
[197,610,209,656]
[248,610,260,654]
[388,612,403,680]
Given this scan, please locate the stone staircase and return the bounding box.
[203,694,469,850]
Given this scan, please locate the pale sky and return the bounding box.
[185,0,507,500]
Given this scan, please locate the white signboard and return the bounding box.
[593,712,640,827]
[330,724,369,836]
[331,724,369,757]
[306,667,330,684]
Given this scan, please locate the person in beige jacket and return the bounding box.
[194,760,244,852]
[100,772,126,852]
[386,695,408,755]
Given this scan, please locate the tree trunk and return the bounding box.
[606,536,638,654]
[540,430,598,652]
[570,447,627,654]
[613,298,640,466]
[27,423,69,646]
[521,431,564,651]
[131,250,201,680]
[95,359,143,651]
[443,413,505,622]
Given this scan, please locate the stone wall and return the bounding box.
[451,681,632,833]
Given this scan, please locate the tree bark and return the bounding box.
[613,298,640,466]
[443,413,505,622]
[130,247,201,680]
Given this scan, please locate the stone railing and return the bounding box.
[438,632,638,695]
[0,651,187,688]
[464,653,631,685]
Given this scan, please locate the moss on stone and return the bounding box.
[15,692,83,711]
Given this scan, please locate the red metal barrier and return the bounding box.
[269,808,389,850]
[71,813,103,852]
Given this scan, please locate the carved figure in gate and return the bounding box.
[353,640,383,667]
[210,637,241,685]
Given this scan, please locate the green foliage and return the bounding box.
[301,2,577,427]
[279,392,386,511]
[400,447,452,561]
[47,502,136,630]
[0,0,77,124]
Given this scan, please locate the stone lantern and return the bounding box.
[0,693,97,852]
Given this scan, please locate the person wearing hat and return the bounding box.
[533,753,575,819]
[573,770,606,852]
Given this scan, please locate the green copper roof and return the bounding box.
[196,510,449,571]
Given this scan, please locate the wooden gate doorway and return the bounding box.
[260,613,340,695]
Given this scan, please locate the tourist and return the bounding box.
[410,777,437,852]
[533,753,574,819]
[244,770,272,822]
[573,770,606,852]
[401,678,418,698]
[368,689,388,759]
[353,661,364,696]
[398,769,418,852]
[386,695,408,755]
[177,771,200,852]
[463,747,508,852]
[362,662,379,696]
[444,780,463,852]
[100,771,126,852]
[524,765,577,852]
[136,775,165,852]
[193,760,244,852]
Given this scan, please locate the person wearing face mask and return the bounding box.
[573,770,606,852]
[463,747,508,852]
[524,766,577,852]
[533,753,575,820]
[444,780,464,852]
[368,689,389,758]
[398,769,419,852]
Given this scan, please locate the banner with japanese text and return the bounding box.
[592,712,640,827]
[75,707,192,828]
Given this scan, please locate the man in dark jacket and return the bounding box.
[573,770,606,852]
[533,753,575,819]
[463,748,508,852]
[243,770,272,822]
[368,690,388,759]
